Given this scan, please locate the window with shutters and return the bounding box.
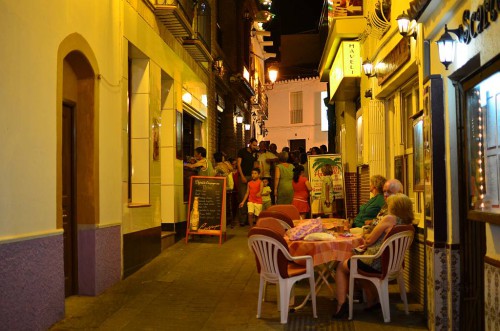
[290,91,303,124]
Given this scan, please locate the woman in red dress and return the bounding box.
[292,165,312,219]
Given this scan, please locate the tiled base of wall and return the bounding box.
[0,234,65,330]
[447,247,460,329]
[78,225,122,295]
[485,258,500,331]
[426,243,460,331]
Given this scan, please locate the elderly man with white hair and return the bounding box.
[364,179,404,229]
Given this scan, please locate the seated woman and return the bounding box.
[332,193,414,319]
[351,175,386,228]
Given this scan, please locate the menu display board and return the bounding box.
[185,176,226,245]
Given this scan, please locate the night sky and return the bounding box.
[264,0,324,57]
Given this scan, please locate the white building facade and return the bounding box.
[264,77,328,151]
[319,0,500,329]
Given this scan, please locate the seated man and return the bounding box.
[363,179,404,232]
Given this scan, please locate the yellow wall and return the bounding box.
[427,0,500,257]
[0,0,209,241]
[122,0,208,232]
[0,0,122,239]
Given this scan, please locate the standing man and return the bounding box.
[258,141,278,204]
[268,143,278,156]
[237,138,259,226]
[257,140,267,158]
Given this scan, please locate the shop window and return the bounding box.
[127,57,151,205]
[290,91,303,124]
[467,71,500,215]
[182,112,202,161]
[356,113,363,163]
[402,91,414,150]
[400,84,419,195]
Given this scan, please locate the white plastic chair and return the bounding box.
[254,217,288,304]
[248,227,317,324]
[348,226,414,323]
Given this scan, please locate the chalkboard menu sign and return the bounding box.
[185,176,226,245]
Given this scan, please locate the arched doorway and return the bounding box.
[60,49,97,296]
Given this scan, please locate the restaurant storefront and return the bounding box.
[358,10,427,318]
[319,0,427,317]
[425,0,500,329]
[452,51,500,331]
[320,0,500,329]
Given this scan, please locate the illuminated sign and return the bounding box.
[329,41,361,98]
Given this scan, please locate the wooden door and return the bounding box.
[62,103,77,297]
[289,139,306,152]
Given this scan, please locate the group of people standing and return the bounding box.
[184,138,330,227]
[235,138,321,227]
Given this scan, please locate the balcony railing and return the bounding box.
[152,0,211,62]
[182,0,211,61]
[251,81,268,119]
[195,0,211,51]
[153,0,194,38]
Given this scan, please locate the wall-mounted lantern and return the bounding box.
[436,24,465,70]
[396,11,417,39]
[362,59,375,77]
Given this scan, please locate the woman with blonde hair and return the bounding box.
[332,193,414,318]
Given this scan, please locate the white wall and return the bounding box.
[265,77,328,151]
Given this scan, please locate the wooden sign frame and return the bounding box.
[185,176,226,245]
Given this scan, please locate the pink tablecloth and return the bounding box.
[287,218,363,266]
[286,234,363,266]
